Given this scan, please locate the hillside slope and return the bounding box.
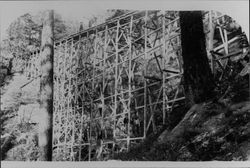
[114,52,250,161]
[1,73,40,161]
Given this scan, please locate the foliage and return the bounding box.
[4,124,39,161]
[114,14,249,160]
[1,11,80,74]
[115,100,250,161]
[113,125,167,160]
[5,13,40,60]
[1,10,249,161]
[106,10,131,21]
[114,54,250,160]
[1,73,40,161]
[214,50,249,104]
[33,11,80,41]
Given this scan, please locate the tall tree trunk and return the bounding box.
[179,11,215,106]
[158,11,216,143]
[39,10,54,161]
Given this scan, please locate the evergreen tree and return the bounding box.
[6,13,41,60]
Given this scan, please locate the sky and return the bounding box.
[0,0,249,41]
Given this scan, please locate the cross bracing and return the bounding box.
[19,10,246,161]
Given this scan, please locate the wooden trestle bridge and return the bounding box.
[15,10,246,161]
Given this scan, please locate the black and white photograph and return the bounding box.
[0,0,249,167]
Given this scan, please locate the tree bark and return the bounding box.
[39,10,54,161]
[158,11,216,143]
[179,11,215,106]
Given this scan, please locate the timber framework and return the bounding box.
[17,10,247,161]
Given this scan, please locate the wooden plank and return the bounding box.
[162,69,180,74]
[143,11,148,139]
[214,50,242,61]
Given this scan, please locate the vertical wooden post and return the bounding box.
[39,10,54,161]
[162,11,166,125]
[63,41,68,160]
[143,11,148,139]
[127,14,133,152]
[89,30,94,161]
[209,11,215,73]
[114,20,119,148]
